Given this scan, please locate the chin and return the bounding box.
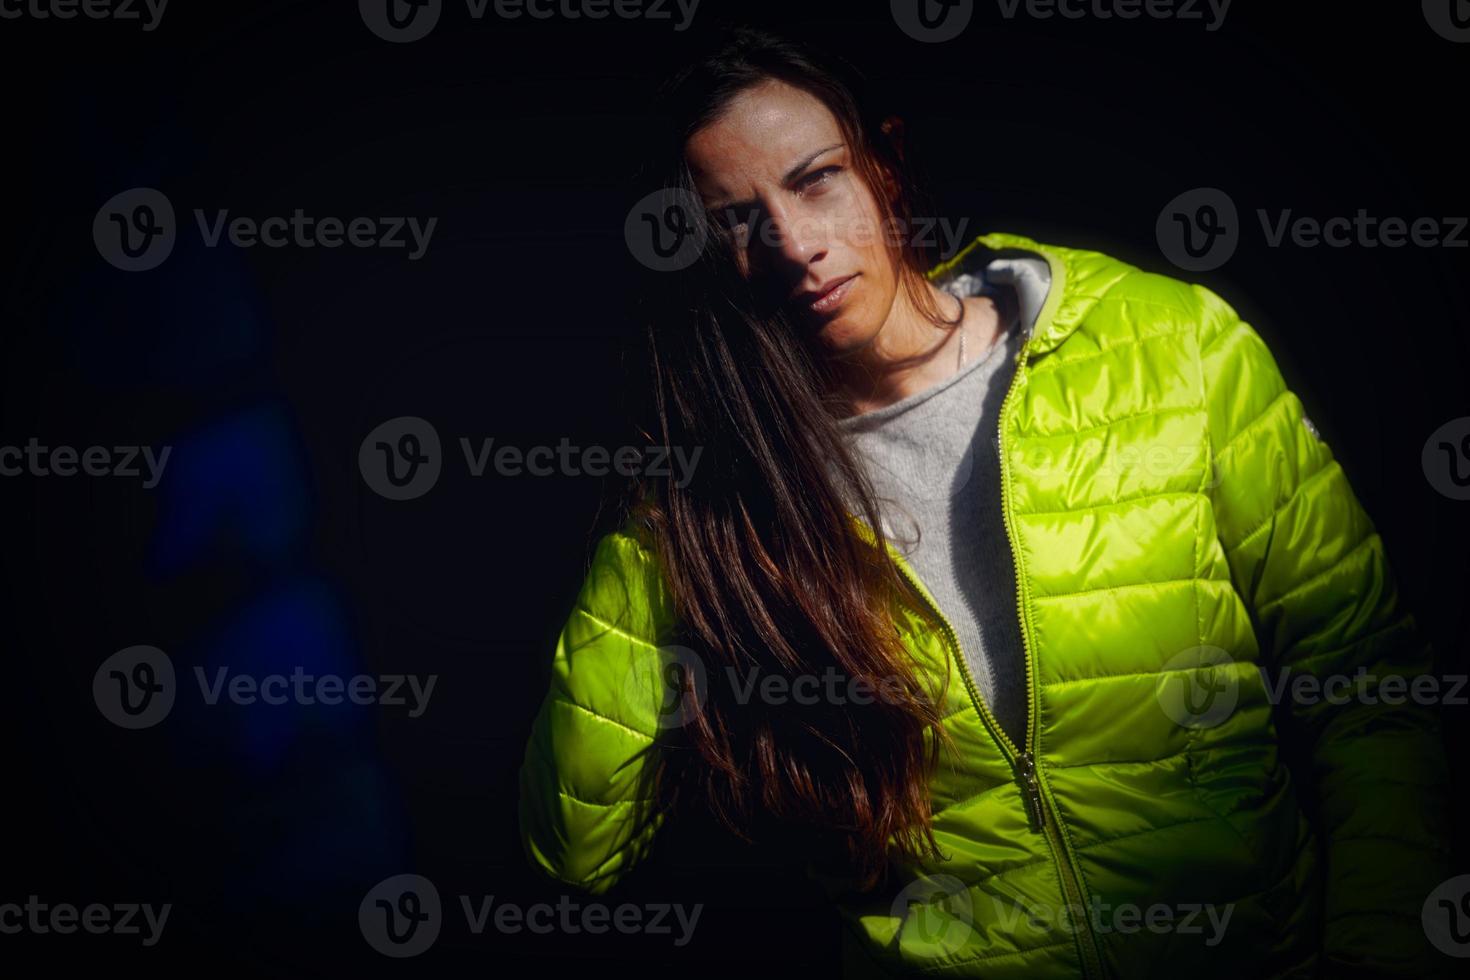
[815,317,881,354]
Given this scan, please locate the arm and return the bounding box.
[1195,284,1453,976]
[517,529,677,894]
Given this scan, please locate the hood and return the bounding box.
[927,231,1142,358]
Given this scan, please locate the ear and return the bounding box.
[880,114,906,160]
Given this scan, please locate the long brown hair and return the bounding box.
[621,25,963,894]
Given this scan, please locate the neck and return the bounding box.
[828,281,984,417]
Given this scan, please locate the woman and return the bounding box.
[517,27,1451,979]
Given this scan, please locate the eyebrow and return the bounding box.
[706,142,845,212]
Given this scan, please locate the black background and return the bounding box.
[1,1,1466,976]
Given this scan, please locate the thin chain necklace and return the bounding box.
[951,290,1002,376]
[953,291,969,374]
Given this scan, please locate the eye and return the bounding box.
[797,165,841,193]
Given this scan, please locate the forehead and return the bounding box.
[684,79,844,189]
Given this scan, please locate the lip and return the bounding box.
[794,274,858,316]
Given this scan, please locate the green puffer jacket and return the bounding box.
[517,232,1452,978]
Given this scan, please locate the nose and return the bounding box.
[750,201,827,289]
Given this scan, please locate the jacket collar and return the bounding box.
[927,231,1136,358]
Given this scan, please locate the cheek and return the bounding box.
[858,252,899,314]
[856,270,898,331]
[830,185,890,253]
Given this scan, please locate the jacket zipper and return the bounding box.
[886,297,1106,978]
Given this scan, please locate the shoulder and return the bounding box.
[1005,234,1249,357]
[1029,240,1291,431]
[1062,242,1226,325]
[578,526,678,646]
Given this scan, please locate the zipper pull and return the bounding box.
[1016,750,1046,833]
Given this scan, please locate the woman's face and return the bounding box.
[684,79,904,355]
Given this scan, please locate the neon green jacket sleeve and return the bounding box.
[1197,284,1453,976]
[517,531,675,894]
